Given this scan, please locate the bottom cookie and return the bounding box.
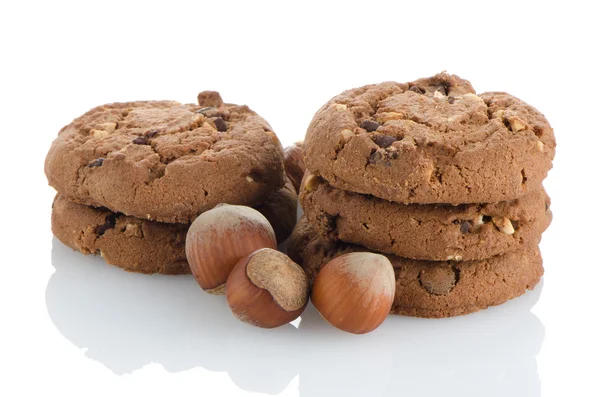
[288,218,543,318]
[51,179,297,275]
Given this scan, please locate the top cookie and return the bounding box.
[45,92,285,223]
[304,73,556,204]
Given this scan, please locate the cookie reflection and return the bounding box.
[297,285,544,397]
[47,238,544,397]
[46,238,301,394]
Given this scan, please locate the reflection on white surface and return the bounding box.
[47,238,544,396]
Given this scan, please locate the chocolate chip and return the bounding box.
[448,96,455,104]
[436,85,448,95]
[418,265,459,295]
[409,86,424,94]
[369,150,385,165]
[213,117,228,132]
[545,201,550,211]
[95,214,118,235]
[132,137,149,145]
[195,107,214,115]
[145,129,159,138]
[318,213,338,231]
[482,215,492,223]
[360,120,380,132]
[368,149,396,167]
[521,169,527,184]
[87,158,105,168]
[460,221,474,234]
[510,219,519,231]
[372,135,397,148]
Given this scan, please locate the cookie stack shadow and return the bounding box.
[288,72,555,318]
[46,91,297,275]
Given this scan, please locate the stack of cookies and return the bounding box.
[289,72,555,318]
[46,91,297,275]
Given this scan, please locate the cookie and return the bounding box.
[283,141,306,193]
[304,72,555,204]
[250,177,298,243]
[301,173,552,261]
[51,179,297,275]
[288,218,543,318]
[45,91,285,223]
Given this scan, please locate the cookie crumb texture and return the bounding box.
[45,93,285,223]
[300,173,552,261]
[288,218,543,318]
[304,72,556,204]
[51,179,297,275]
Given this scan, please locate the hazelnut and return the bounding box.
[226,248,309,328]
[284,142,305,194]
[311,252,395,334]
[185,204,277,294]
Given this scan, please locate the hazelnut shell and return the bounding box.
[311,252,395,334]
[227,248,309,328]
[185,204,277,294]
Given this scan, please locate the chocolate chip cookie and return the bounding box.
[288,218,543,318]
[300,172,552,261]
[304,72,555,204]
[45,92,285,223]
[51,179,297,275]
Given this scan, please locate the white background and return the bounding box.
[1,1,599,396]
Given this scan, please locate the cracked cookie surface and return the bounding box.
[51,179,298,275]
[300,172,552,261]
[304,72,556,204]
[288,218,543,318]
[45,91,285,223]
